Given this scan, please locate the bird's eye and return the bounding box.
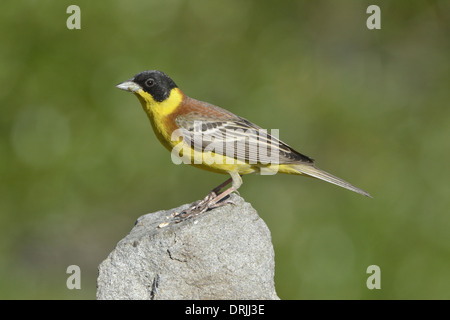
[145,78,155,87]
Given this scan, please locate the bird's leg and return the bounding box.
[210,177,233,197]
[191,177,233,209]
[175,173,241,220]
[174,177,233,219]
[179,177,232,213]
[205,172,242,209]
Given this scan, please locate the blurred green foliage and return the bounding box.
[0,0,449,299]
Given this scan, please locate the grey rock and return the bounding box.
[96,194,279,300]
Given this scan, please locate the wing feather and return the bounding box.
[175,113,313,165]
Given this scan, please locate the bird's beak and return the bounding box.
[116,80,142,93]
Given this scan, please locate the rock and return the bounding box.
[96,194,279,300]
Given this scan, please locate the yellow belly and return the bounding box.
[173,142,257,175]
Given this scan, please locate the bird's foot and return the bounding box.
[172,192,216,221]
[172,191,234,222]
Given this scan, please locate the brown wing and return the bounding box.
[174,97,313,165]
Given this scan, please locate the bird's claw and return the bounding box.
[173,191,217,221]
[173,191,235,222]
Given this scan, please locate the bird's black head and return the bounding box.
[117,70,178,102]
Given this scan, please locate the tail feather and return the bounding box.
[293,164,372,198]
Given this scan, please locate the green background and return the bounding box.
[1,0,449,299]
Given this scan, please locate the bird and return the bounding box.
[116,70,371,217]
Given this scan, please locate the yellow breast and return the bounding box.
[135,87,183,152]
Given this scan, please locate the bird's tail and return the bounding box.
[292,164,372,198]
